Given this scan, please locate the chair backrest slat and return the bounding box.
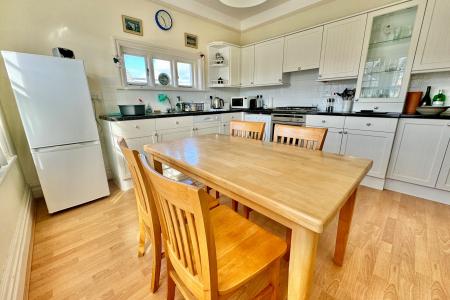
[140,155,219,299]
[230,120,265,141]
[118,138,160,237]
[273,124,328,150]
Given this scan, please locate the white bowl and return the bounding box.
[416,106,447,115]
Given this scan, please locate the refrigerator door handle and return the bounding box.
[32,140,100,153]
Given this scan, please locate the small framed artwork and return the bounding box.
[122,15,143,36]
[185,33,198,49]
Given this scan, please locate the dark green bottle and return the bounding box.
[421,86,432,106]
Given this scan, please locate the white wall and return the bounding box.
[0,0,240,190]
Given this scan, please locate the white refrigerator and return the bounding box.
[2,51,110,213]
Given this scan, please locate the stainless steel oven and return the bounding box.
[270,106,318,141]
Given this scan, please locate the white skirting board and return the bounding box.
[385,179,450,206]
[0,187,34,300]
[360,176,385,190]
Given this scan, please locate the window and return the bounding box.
[117,39,203,90]
[177,62,193,87]
[123,54,148,85]
[153,58,172,86]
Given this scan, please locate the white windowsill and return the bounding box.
[116,86,205,92]
[0,155,17,185]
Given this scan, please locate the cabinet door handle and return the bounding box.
[321,120,326,123]
[175,121,179,125]
[298,67,302,71]
[134,125,139,129]
[338,131,343,134]
[343,131,348,134]
[366,123,372,126]
[374,106,379,110]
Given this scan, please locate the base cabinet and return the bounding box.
[436,141,450,191]
[387,119,450,187]
[322,128,343,154]
[340,130,394,179]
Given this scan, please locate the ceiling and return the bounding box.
[193,0,292,20]
[153,0,326,31]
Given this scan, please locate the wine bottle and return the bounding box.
[421,86,432,106]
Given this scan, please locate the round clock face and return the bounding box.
[155,10,172,31]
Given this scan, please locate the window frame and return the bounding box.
[175,60,195,88]
[122,52,149,86]
[115,39,204,91]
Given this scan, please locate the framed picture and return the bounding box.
[185,33,198,49]
[122,15,143,36]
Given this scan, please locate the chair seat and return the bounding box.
[210,205,287,295]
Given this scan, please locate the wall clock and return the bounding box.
[155,9,173,31]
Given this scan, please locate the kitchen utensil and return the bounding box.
[404,91,423,114]
[118,105,145,116]
[415,106,447,115]
[210,96,224,109]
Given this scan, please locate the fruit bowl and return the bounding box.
[416,106,447,115]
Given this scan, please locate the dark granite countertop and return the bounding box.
[99,109,251,121]
[309,112,401,118]
[99,109,450,121]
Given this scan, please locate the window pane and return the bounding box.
[123,54,148,85]
[177,62,193,87]
[153,59,172,86]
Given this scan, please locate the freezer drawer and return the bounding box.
[32,141,110,213]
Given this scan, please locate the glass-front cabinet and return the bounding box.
[354,1,426,112]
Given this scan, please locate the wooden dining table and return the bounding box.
[144,134,372,300]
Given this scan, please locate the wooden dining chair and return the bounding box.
[273,124,328,259]
[273,124,328,150]
[140,154,287,300]
[228,120,265,214]
[118,138,162,292]
[118,138,219,292]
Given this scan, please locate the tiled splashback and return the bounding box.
[239,70,356,111]
[99,70,450,115]
[409,71,450,106]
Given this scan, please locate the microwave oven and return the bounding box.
[231,96,256,109]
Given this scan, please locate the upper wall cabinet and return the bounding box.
[240,45,255,87]
[283,27,323,73]
[413,0,450,73]
[354,1,425,109]
[254,38,284,86]
[208,42,241,87]
[318,14,367,81]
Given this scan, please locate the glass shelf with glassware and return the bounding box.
[355,3,420,107]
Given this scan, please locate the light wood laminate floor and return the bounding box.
[28,183,449,300]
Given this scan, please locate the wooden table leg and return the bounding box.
[333,189,357,266]
[287,225,319,300]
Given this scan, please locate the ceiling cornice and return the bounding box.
[240,0,323,30]
[154,0,324,32]
[153,0,241,31]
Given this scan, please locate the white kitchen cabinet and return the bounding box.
[436,136,450,191]
[413,0,450,72]
[254,38,284,86]
[340,130,394,179]
[322,128,343,154]
[240,45,255,87]
[244,113,272,142]
[355,1,425,111]
[283,27,323,73]
[157,128,193,143]
[319,14,367,80]
[193,114,221,136]
[387,118,450,187]
[208,42,241,87]
[220,112,243,135]
[120,136,156,179]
